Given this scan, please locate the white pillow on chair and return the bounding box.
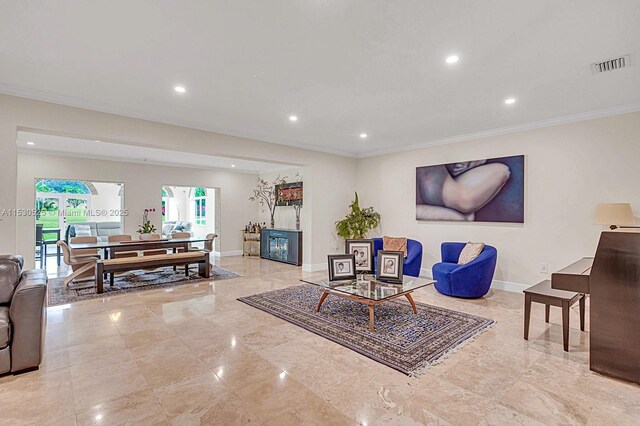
[73,224,92,237]
[458,242,485,265]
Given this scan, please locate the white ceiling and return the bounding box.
[16,131,291,174]
[2,1,639,157]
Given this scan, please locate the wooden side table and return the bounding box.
[524,279,585,352]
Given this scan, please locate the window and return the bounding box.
[161,188,168,222]
[193,187,206,225]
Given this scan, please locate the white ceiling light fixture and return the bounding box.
[359,133,368,139]
[504,97,517,105]
[288,115,298,122]
[231,164,236,168]
[26,141,35,145]
[174,85,186,94]
[445,55,460,64]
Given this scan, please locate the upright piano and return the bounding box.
[551,231,640,384]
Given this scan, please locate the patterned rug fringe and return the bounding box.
[408,320,495,377]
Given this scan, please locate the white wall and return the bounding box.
[356,111,640,287]
[0,94,358,270]
[90,181,124,223]
[257,167,304,230]
[17,152,258,266]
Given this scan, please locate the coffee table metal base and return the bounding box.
[316,290,418,332]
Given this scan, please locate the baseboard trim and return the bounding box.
[420,268,530,293]
[490,279,530,293]
[302,263,327,272]
[214,250,243,257]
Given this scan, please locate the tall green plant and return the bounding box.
[335,193,381,239]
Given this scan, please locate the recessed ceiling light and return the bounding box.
[359,133,368,139]
[231,164,236,168]
[174,85,186,93]
[289,115,298,122]
[26,141,35,146]
[445,55,459,64]
[504,97,517,105]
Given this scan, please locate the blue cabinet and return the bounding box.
[260,229,302,266]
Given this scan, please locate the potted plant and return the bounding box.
[335,193,381,239]
[138,208,157,240]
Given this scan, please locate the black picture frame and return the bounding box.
[376,250,404,283]
[345,239,374,274]
[328,254,357,281]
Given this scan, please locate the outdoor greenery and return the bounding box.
[335,192,381,239]
[35,179,90,194]
[138,209,157,234]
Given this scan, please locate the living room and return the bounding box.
[1,1,639,425]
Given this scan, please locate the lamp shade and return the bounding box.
[594,203,635,226]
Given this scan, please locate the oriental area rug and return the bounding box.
[238,284,494,375]
[48,265,239,305]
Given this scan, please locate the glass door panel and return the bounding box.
[36,196,60,241]
[64,196,90,224]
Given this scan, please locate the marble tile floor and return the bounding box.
[2,256,639,425]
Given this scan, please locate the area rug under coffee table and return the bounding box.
[48,266,239,306]
[238,284,494,375]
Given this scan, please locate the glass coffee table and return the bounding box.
[300,274,435,331]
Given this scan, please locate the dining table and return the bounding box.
[68,237,211,259]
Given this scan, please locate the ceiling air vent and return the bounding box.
[591,54,630,74]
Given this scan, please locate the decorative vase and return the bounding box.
[139,233,153,240]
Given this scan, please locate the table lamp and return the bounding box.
[594,203,635,230]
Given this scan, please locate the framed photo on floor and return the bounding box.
[345,239,374,274]
[328,254,357,281]
[376,250,404,283]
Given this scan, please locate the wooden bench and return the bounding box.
[524,280,585,351]
[95,251,210,293]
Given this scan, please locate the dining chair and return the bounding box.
[199,233,218,269]
[170,231,192,272]
[140,233,167,256]
[139,233,166,272]
[170,232,192,252]
[57,241,100,288]
[35,224,47,269]
[107,234,138,258]
[203,233,217,254]
[69,236,99,258]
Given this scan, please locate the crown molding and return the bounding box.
[357,103,640,158]
[2,84,639,160]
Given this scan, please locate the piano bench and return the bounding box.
[523,280,586,352]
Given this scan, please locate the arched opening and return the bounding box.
[34,178,125,270]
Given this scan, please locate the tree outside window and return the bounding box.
[193,187,206,225]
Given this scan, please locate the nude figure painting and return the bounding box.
[416,155,524,223]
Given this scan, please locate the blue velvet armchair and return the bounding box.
[433,242,497,298]
[372,238,423,277]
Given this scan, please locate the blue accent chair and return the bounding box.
[372,238,423,277]
[433,242,497,298]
